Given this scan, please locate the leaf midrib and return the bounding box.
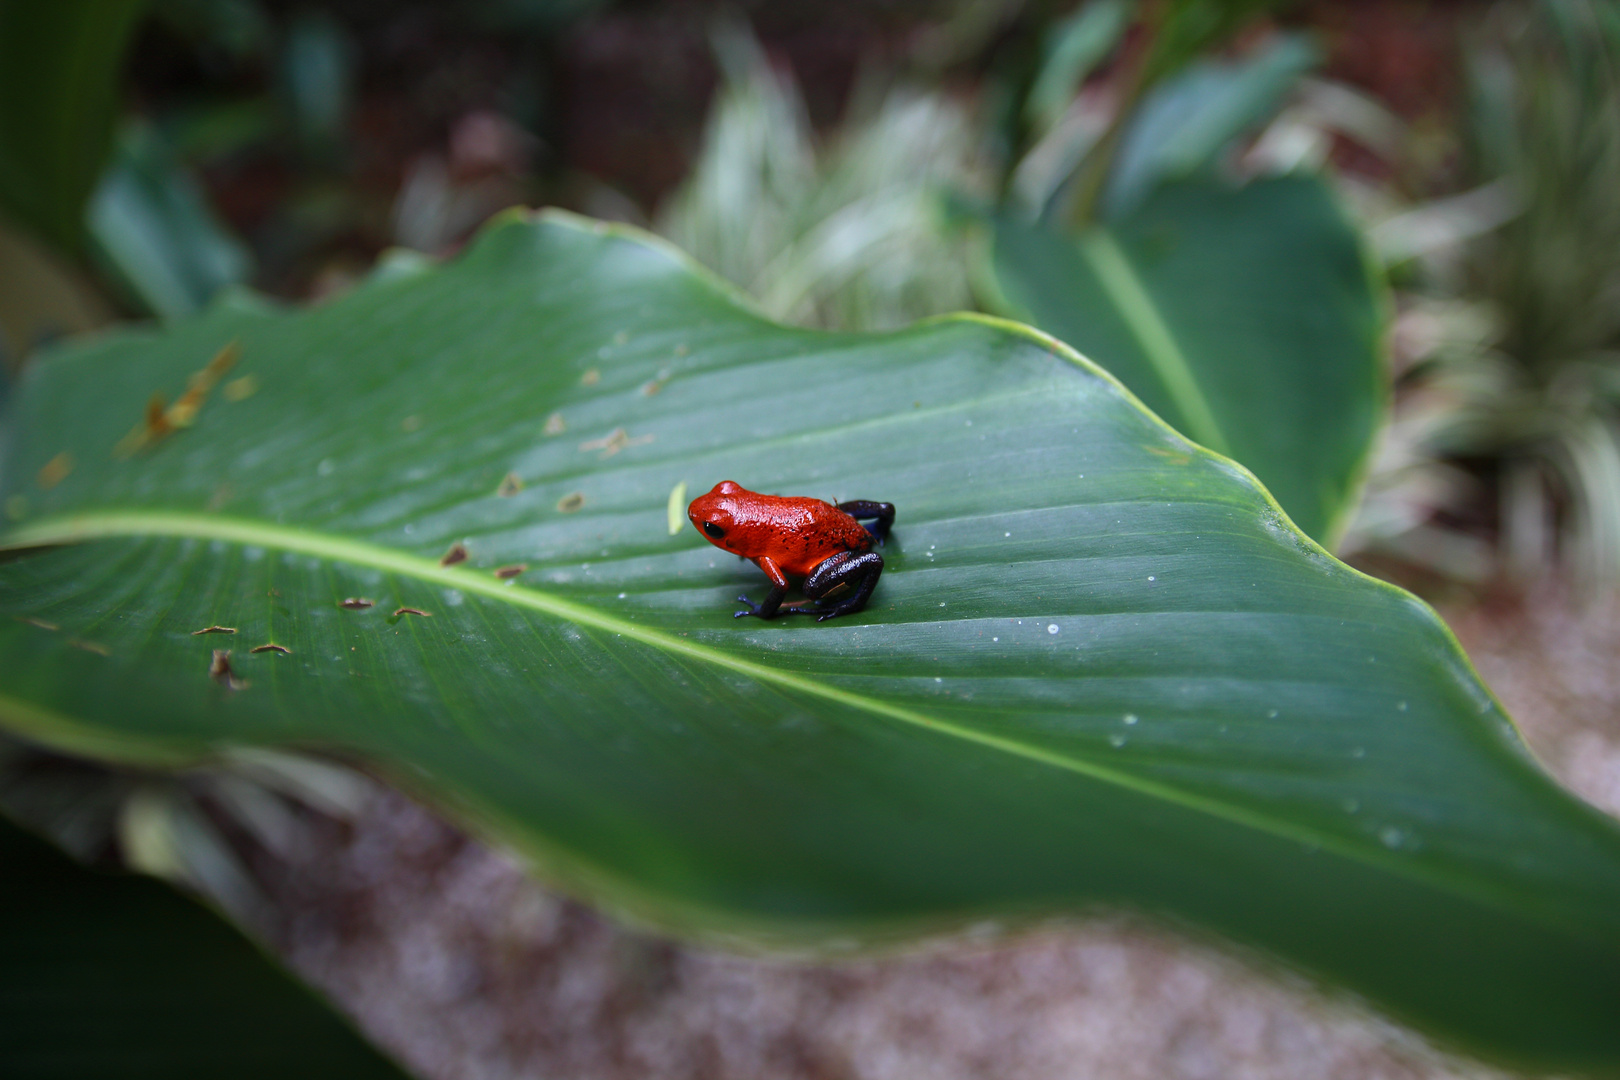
[0,508,1577,926]
[1078,229,1231,455]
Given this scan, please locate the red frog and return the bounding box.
[688,481,895,621]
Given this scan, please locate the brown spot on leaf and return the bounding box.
[556,492,586,513]
[1144,445,1192,464]
[439,542,469,566]
[210,649,247,689]
[113,394,172,458]
[191,625,237,636]
[543,412,566,436]
[641,367,672,396]
[167,341,239,428]
[493,564,528,579]
[222,375,258,402]
[37,452,74,489]
[17,616,58,632]
[496,472,524,497]
[392,607,431,617]
[114,341,239,457]
[580,368,600,386]
[339,597,375,610]
[401,414,423,432]
[69,639,110,656]
[250,643,292,654]
[579,427,653,458]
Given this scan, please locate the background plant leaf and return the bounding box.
[1101,33,1318,219]
[85,122,256,320]
[0,212,1616,1071]
[0,0,147,252]
[987,175,1385,545]
[0,813,408,1079]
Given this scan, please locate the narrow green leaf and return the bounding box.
[86,124,255,320]
[0,0,147,252]
[990,175,1386,544]
[0,211,1615,1071]
[1024,0,1132,137]
[1103,33,1318,219]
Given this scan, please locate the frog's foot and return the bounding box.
[734,595,815,618]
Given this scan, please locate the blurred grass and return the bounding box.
[1349,0,1620,587]
[657,27,990,331]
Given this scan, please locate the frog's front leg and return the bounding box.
[735,555,805,619]
[802,549,884,621]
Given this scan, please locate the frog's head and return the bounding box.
[688,480,745,548]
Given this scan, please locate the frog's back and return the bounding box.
[733,495,871,577]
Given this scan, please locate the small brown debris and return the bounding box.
[250,643,292,654]
[191,625,237,636]
[114,341,239,457]
[339,597,375,609]
[580,368,600,386]
[496,472,524,497]
[543,411,566,436]
[493,564,528,580]
[439,542,469,566]
[18,616,58,632]
[69,639,110,656]
[579,427,653,458]
[37,452,74,490]
[556,492,586,513]
[401,414,423,432]
[222,375,258,402]
[166,341,239,428]
[209,649,247,689]
[114,394,172,458]
[267,588,281,598]
[392,607,431,617]
[641,367,672,396]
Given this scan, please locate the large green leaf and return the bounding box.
[988,175,1385,545]
[1,211,1617,1071]
[0,814,407,1078]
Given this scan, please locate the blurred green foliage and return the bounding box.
[87,122,255,319]
[1353,0,1620,585]
[0,812,408,1079]
[659,27,989,331]
[1456,0,1620,580]
[0,1,147,251]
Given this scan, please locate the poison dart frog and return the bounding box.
[688,481,895,621]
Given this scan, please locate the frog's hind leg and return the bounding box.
[802,550,883,621]
[836,500,895,544]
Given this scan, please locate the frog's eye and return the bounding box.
[703,521,725,540]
